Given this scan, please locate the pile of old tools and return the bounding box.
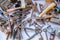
[0,0,60,40]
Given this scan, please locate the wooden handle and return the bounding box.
[45,15,54,19]
[6,7,25,13]
[39,3,56,17]
[46,0,54,3]
[45,14,56,19]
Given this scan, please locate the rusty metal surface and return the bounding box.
[0,0,60,40]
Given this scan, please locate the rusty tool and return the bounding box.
[50,18,60,25]
[23,22,30,37]
[27,33,38,40]
[35,26,43,40]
